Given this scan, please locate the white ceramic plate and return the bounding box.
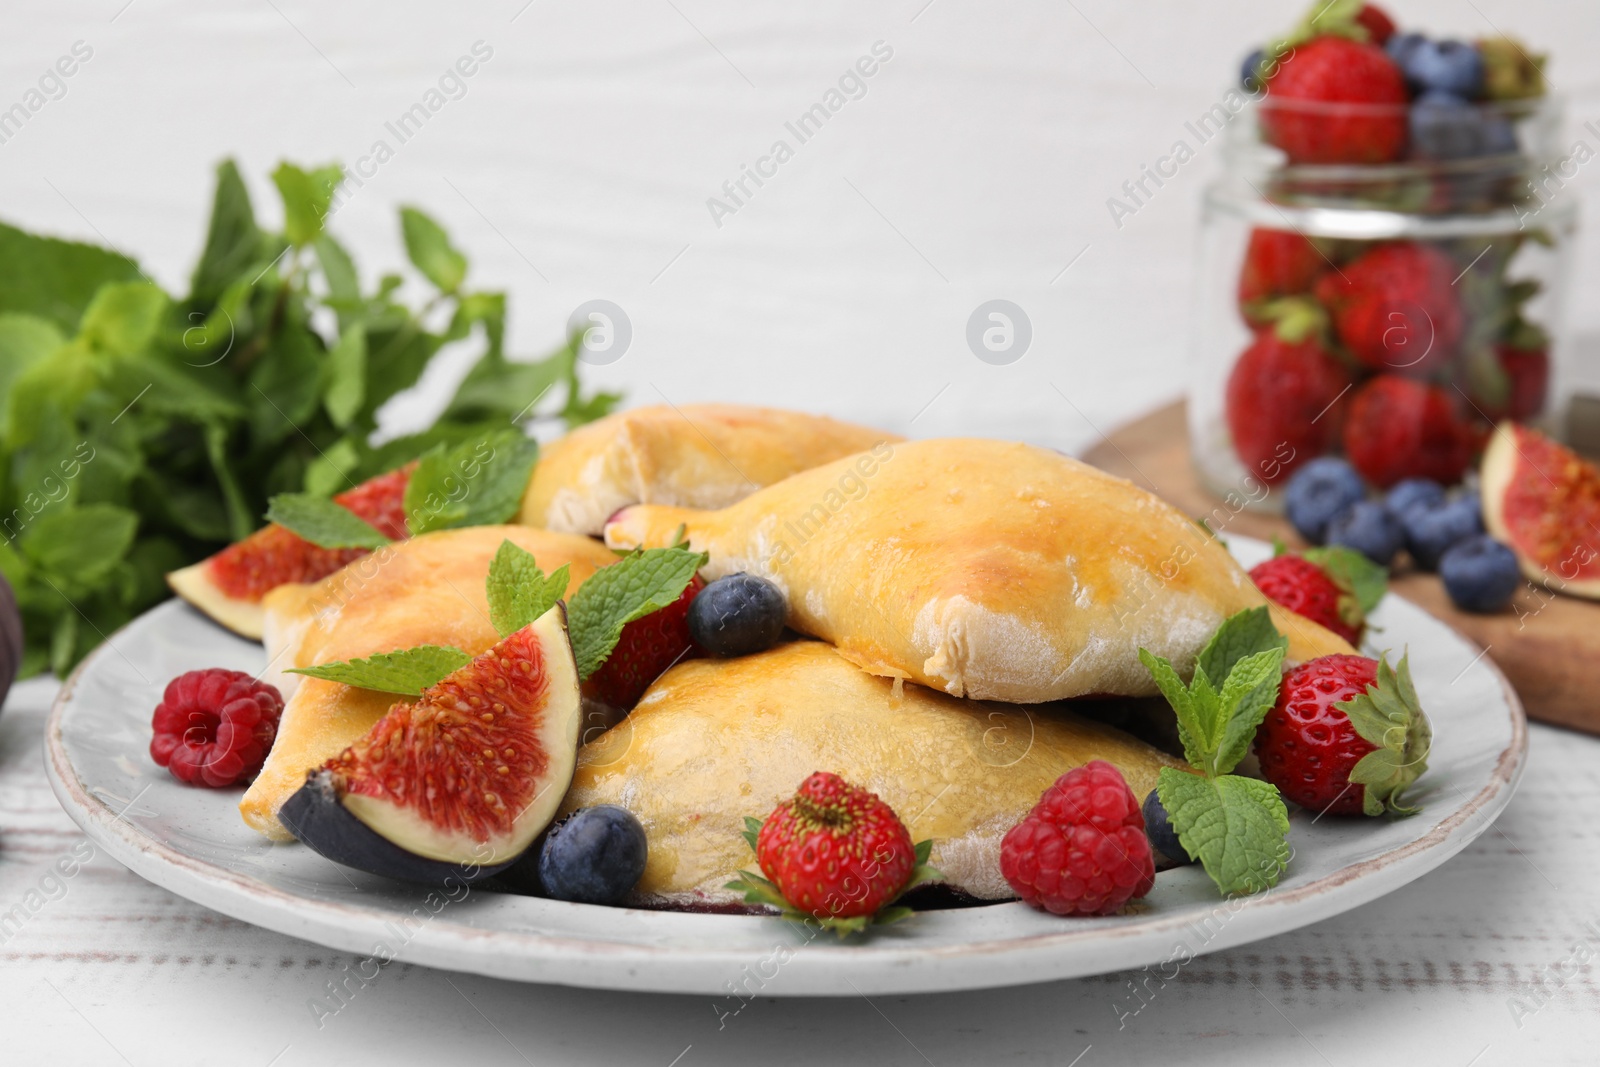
[45,537,1526,996]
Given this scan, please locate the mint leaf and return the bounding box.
[266,492,392,549]
[1138,648,1209,770]
[288,644,471,696]
[1196,606,1288,685]
[1305,545,1388,618]
[323,323,366,428]
[191,160,264,305]
[20,504,138,585]
[485,540,569,638]
[1157,768,1291,895]
[567,547,706,680]
[400,207,466,293]
[1210,646,1287,776]
[78,282,166,356]
[272,162,343,246]
[0,314,65,439]
[1336,654,1432,815]
[314,233,359,304]
[0,220,142,333]
[404,431,540,535]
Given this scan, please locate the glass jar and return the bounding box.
[1188,93,1577,508]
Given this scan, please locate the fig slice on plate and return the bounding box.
[1481,422,1600,599]
[280,604,582,884]
[167,465,413,640]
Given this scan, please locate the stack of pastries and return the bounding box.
[181,404,1353,909]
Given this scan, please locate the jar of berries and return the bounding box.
[1188,0,1575,508]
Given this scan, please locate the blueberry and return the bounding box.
[537,806,648,905]
[1325,500,1405,566]
[1402,39,1485,97]
[1240,48,1266,92]
[1386,32,1428,69]
[1284,457,1367,545]
[1439,535,1520,613]
[1410,90,1486,160]
[687,573,787,657]
[1480,114,1518,156]
[1143,790,1192,867]
[1399,495,1483,571]
[1384,478,1446,518]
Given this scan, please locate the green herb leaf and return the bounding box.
[272,162,344,246]
[288,644,471,696]
[1210,646,1288,776]
[400,207,466,293]
[404,431,540,535]
[0,220,142,333]
[1196,606,1288,685]
[78,282,166,357]
[567,547,707,680]
[191,160,264,306]
[266,492,392,549]
[1139,647,1209,770]
[1305,545,1389,618]
[741,815,764,854]
[20,504,138,585]
[1336,654,1432,815]
[1157,767,1292,896]
[0,314,66,440]
[323,324,366,429]
[485,540,569,638]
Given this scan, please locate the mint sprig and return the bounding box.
[1338,654,1432,816]
[486,540,569,638]
[567,546,708,680]
[1140,607,1292,896]
[287,644,471,695]
[266,492,393,549]
[725,819,941,937]
[404,430,540,536]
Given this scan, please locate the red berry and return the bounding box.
[1000,760,1154,917]
[1225,328,1352,485]
[150,669,284,788]
[756,772,916,920]
[1255,655,1379,814]
[1315,243,1464,374]
[1355,4,1397,45]
[1481,343,1550,422]
[582,576,704,710]
[1261,37,1408,164]
[1343,376,1476,489]
[1249,555,1362,644]
[1237,228,1326,319]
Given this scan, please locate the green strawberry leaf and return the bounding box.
[913,837,933,866]
[404,431,540,535]
[288,644,471,696]
[266,492,393,549]
[1157,767,1291,896]
[485,540,569,639]
[1304,545,1388,618]
[567,546,707,680]
[1335,653,1432,815]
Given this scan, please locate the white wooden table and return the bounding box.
[3,669,1595,1067]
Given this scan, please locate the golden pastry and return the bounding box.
[519,403,900,534]
[241,525,616,840]
[561,641,1185,907]
[605,438,1352,702]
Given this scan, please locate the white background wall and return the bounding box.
[4,0,1597,451]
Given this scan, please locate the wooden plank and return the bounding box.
[1083,400,1600,735]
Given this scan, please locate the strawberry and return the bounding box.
[1260,36,1408,164]
[1314,242,1465,373]
[1354,4,1396,46]
[1225,303,1352,485]
[1342,375,1476,488]
[581,575,704,709]
[754,772,918,920]
[1237,228,1326,322]
[1255,654,1431,816]
[1249,553,1363,644]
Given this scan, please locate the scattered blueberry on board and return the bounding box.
[1385,478,1446,517]
[1142,790,1192,867]
[688,572,788,657]
[1399,495,1484,571]
[537,806,649,906]
[1326,500,1405,567]
[1285,457,1367,545]
[1440,535,1521,613]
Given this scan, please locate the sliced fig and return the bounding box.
[167,465,413,640]
[279,604,582,883]
[1481,422,1600,598]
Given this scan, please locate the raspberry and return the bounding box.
[756,772,916,920]
[150,669,284,788]
[1000,760,1154,916]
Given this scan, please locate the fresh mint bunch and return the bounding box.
[0,159,620,677]
[1140,607,1294,897]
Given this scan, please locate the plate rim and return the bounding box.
[44,589,1529,996]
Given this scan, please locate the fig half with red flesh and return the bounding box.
[279,605,582,884]
[1481,423,1600,599]
[167,465,414,641]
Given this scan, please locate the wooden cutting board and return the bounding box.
[1083,400,1597,735]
